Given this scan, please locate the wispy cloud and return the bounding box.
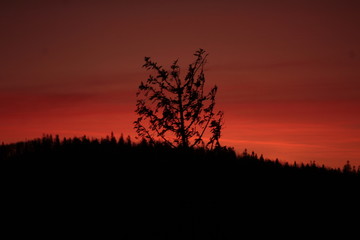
[207,60,309,72]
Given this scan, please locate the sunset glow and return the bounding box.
[1,0,360,168]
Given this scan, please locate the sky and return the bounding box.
[1,0,360,168]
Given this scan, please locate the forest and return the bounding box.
[1,134,359,239]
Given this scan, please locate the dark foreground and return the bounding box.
[1,136,359,238]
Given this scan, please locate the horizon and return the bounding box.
[1,0,360,169]
[1,132,357,170]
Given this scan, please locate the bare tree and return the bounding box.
[134,49,223,148]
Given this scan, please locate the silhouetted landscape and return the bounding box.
[2,50,359,238]
[2,1,360,238]
[2,134,359,238]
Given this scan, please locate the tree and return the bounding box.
[343,160,352,173]
[134,49,223,148]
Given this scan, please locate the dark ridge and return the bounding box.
[1,134,359,238]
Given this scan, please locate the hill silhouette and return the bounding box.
[1,134,359,238]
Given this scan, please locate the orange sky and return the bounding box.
[1,0,360,168]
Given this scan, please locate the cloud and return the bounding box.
[207,60,309,72]
[0,92,96,117]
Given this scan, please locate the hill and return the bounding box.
[1,134,359,239]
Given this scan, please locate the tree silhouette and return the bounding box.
[134,49,223,148]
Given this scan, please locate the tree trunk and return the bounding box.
[178,90,188,147]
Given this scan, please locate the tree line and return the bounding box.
[1,133,359,177]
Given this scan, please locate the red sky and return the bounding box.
[1,0,360,168]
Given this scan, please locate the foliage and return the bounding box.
[134,49,223,148]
